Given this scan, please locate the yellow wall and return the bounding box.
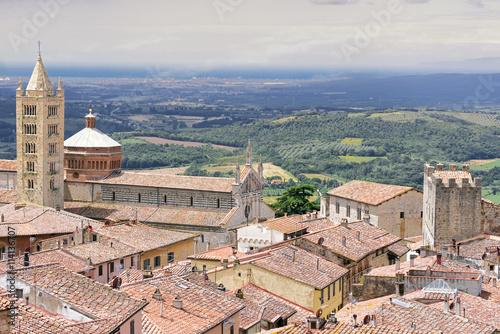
[140,238,195,270]
[313,280,344,316]
[191,259,222,273]
[203,312,240,334]
[208,263,343,316]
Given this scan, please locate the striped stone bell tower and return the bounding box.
[16,54,65,209]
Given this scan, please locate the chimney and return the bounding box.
[449,164,456,171]
[342,236,346,247]
[356,231,360,241]
[395,258,400,270]
[455,298,461,315]
[436,253,442,265]
[420,245,427,258]
[55,204,60,211]
[370,314,376,326]
[222,258,228,269]
[172,296,183,309]
[444,297,449,312]
[493,278,497,287]
[351,314,358,327]
[410,254,416,267]
[341,218,348,227]
[23,251,29,267]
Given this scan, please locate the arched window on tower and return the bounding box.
[216,198,220,209]
[190,196,194,207]
[50,178,55,190]
[164,194,167,204]
[138,193,141,203]
[112,191,116,201]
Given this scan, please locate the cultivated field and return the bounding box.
[206,163,297,181]
[302,173,336,181]
[340,156,385,163]
[137,137,239,152]
[341,138,363,146]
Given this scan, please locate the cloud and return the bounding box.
[466,0,484,7]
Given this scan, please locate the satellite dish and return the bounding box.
[482,253,487,260]
[316,308,323,318]
[363,315,371,324]
[318,237,325,246]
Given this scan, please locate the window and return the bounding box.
[25,142,36,154]
[328,285,331,300]
[15,289,23,298]
[143,259,151,270]
[490,265,495,271]
[400,212,405,219]
[154,256,161,267]
[346,205,351,217]
[137,193,141,203]
[168,252,174,263]
[163,194,167,204]
[320,289,324,304]
[26,161,35,172]
[23,105,37,116]
[190,196,193,206]
[112,191,116,201]
[50,162,56,173]
[229,325,234,334]
[48,124,58,136]
[49,143,57,154]
[48,105,58,117]
[131,256,135,267]
[110,262,114,273]
[49,178,55,190]
[421,211,423,218]
[120,259,124,269]
[357,208,362,220]
[332,282,335,296]
[92,234,97,242]
[27,179,34,189]
[335,202,340,214]
[98,265,103,276]
[130,320,135,334]
[24,124,36,135]
[339,280,341,292]
[216,198,220,208]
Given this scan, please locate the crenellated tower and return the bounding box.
[422,163,482,249]
[16,54,65,209]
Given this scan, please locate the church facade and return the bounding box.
[9,54,275,252]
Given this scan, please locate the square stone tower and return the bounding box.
[16,54,65,209]
[422,163,482,249]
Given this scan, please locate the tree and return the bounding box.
[271,184,320,218]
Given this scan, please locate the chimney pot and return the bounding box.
[456,298,461,315]
[172,296,183,309]
[342,236,346,247]
[437,253,442,265]
[356,231,360,241]
[395,258,400,270]
[444,297,450,312]
[420,246,427,258]
[410,254,416,267]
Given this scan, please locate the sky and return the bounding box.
[1,0,500,74]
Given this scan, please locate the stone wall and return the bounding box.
[353,275,395,300]
[481,200,500,235]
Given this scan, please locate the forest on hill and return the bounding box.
[116,110,500,190]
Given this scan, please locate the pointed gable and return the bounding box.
[26,54,54,96]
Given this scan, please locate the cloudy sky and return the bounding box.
[1,0,500,73]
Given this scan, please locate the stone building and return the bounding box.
[16,54,65,209]
[321,180,423,238]
[6,54,274,253]
[422,163,483,249]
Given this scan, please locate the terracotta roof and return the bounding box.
[239,283,313,326]
[0,189,17,203]
[11,264,147,333]
[188,244,246,261]
[336,296,495,333]
[0,296,75,334]
[0,203,103,237]
[327,180,417,206]
[433,170,473,184]
[239,165,251,182]
[405,289,500,330]
[259,322,431,334]
[64,202,234,227]
[89,171,234,193]
[63,239,140,265]
[370,255,478,278]
[452,234,500,262]
[0,248,94,274]
[262,216,308,234]
[96,223,196,252]
[118,263,191,284]
[120,275,245,334]
[64,127,121,148]
[298,217,336,233]
[252,245,349,289]
[302,221,403,262]
[0,159,16,171]
[387,243,410,257]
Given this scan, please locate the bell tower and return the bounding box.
[16,53,65,209]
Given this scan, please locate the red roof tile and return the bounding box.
[327,180,417,206]
[188,244,246,261]
[0,159,16,171]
